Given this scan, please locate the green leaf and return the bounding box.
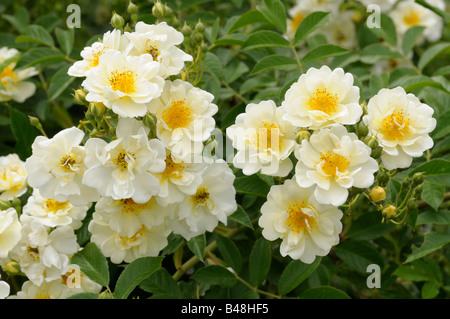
[249,238,271,287]
[300,44,348,64]
[224,60,249,84]
[191,265,237,288]
[400,75,446,93]
[418,42,450,71]
[139,268,182,299]
[216,235,242,273]
[293,11,330,46]
[359,43,402,64]
[1,6,29,33]
[16,24,55,47]
[227,10,269,34]
[369,13,397,47]
[180,0,213,10]
[393,265,432,281]
[334,240,384,274]
[244,30,290,50]
[70,242,110,287]
[15,47,65,69]
[187,234,206,261]
[204,52,224,81]
[114,256,163,299]
[407,159,450,177]
[55,27,74,55]
[422,281,440,299]
[299,286,351,299]
[278,257,322,295]
[8,107,39,161]
[48,64,76,101]
[402,26,426,55]
[214,33,249,47]
[250,54,298,75]
[417,209,450,226]
[228,205,254,229]
[405,232,450,263]
[66,292,98,299]
[234,175,270,197]
[347,211,395,241]
[257,0,287,33]
[421,180,445,211]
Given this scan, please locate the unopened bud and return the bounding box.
[73,89,88,106]
[377,171,390,186]
[127,1,138,15]
[382,205,396,219]
[4,260,20,276]
[368,138,379,150]
[412,172,424,187]
[296,130,310,143]
[194,32,203,44]
[90,102,105,117]
[110,12,124,29]
[371,146,383,159]
[143,113,157,137]
[181,23,192,38]
[152,2,172,20]
[358,125,369,138]
[370,186,386,202]
[195,20,205,33]
[413,184,423,199]
[0,199,11,210]
[407,199,418,212]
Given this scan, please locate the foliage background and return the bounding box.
[0,0,450,299]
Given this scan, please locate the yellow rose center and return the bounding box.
[109,70,136,94]
[320,151,350,176]
[88,47,105,68]
[161,155,184,183]
[44,198,70,214]
[114,150,135,171]
[382,109,410,140]
[306,88,339,115]
[162,99,192,130]
[192,187,210,204]
[286,201,317,233]
[145,40,160,61]
[120,198,151,214]
[60,154,77,172]
[403,11,420,26]
[254,122,281,152]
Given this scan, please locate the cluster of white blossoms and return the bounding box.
[0,47,38,103]
[228,65,436,264]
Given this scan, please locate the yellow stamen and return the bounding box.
[192,187,209,204]
[254,122,281,152]
[161,155,184,183]
[286,201,317,233]
[145,40,160,61]
[306,88,339,115]
[60,155,77,172]
[120,198,150,214]
[108,70,136,94]
[44,198,69,214]
[88,47,105,68]
[320,151,350,176]
[382,108,410,140]
[162,99,192,129]
[114,151,135,171]
[403,11,420,26]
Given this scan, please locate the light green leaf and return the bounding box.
[421,180,445,211]
[250,54,298,75]
[301,44,348,64]
[407,159,450,177]
[244,30,290,50]
[360,43,402,64]
[48,64,76,100]
[214,33,249,47]
[191,265,237,288]
[402,26,426,55]
[293,11,330,46]
[180,0,213,10]
[418,42,450,71]
[257,0,287,33]
[187,234,206,261]
[278,257,322,295]
[227,10,269,34]
[228,205,254,229]
[401,75,446,93]
[393,265,433,281]
[15,47,65,69]
[204,52,224,81]
[55,27,74,55]
[114,256,163,299]
[234,175,270,197]
[405,232,450,263]
[369,13,397,47]
[70,242,110,287]
[299,286,351,299]
[249,238,271,287]
[422,281,440,299]
[216,235,242,273]
[16,24,54,47]
[417,209,450,226]
[224,60,249,84]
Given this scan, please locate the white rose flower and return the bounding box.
[9,215,79,286]
[363,87,436,170]
[24,126,99,206]
[390,0,445,43]
[295,124,379,206]
[226,100,297,177]
[68,29,129,77]
[83,117,166,203]
[148,79,218,162]
[0,153,27,200]
[62,265,102,296]
[281,66,362,130]
[167,160,237,240]
[88,199,170,264]
[82,50,165,118]
[8,279,72,299]
[321,11,357,50]
[22,189,89,230]
[0,207,22,259]
[259,179,343,264]
[155,152,206,206]
[0,47,38,103]
[0,274,9,299]
[125,21,193,79]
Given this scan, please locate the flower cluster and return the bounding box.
[228,65,436,264]
[0,21,237,298]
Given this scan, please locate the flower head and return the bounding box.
[259,179,343,263]
[295,124,379,206]
[281,66,361,130]
[0,207,22,259]
[226,100,297,177]
[0,153,28,200]
[363,87,436,170]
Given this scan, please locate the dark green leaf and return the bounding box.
[369,13,397,47]
[278,257,322,295]
[204,52,224,81]
[244,30,290,50]
[228,205,254,229]
[360,43,402,64]
[257,0,287,33]
[234,175,270,197]
[418,42,450,71]
[393,265,432,281]
[407,159,450,177]
[48,64,76,100]
[417,209,450,226]
[293,11,330,45]
[216,235,242,273]
[347,211,395,241]
[187,234,206,261]
[114,256,163,299]
[421,180,445,211]
[55,27,74,55]
[422,281,440,299]
[191,265,237,288]
[250,54,298,75]
[249,238,271,287]
[15,47,65,69]
[402,26,426,55]
[70,242,110,287]
[139,268,182,299]
[334,240,384,274]
[8,107,39,161]
[227,10,269,34]
[66,292,98,299]
[301,44,348,64]
[16,24,55,47]
[299,286,351,299]
[1,6,29,33]
[405,232,450,263]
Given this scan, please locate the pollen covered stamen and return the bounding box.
[320,151,350,176]
[403,11,420,26]
[44,198,70,214]
[88,47,105,68]
[108,70,136,94]
[145,40,160,61]
[382,109,410,140]
[306,88,339,115]
[192,187,210,204]
[254,122,281,152]
[120,198,150,214]
[60,155,77,172]
[286,201,316,233]
[114,151,135,171]
[161,155,184,183]
[162,99,192,129]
